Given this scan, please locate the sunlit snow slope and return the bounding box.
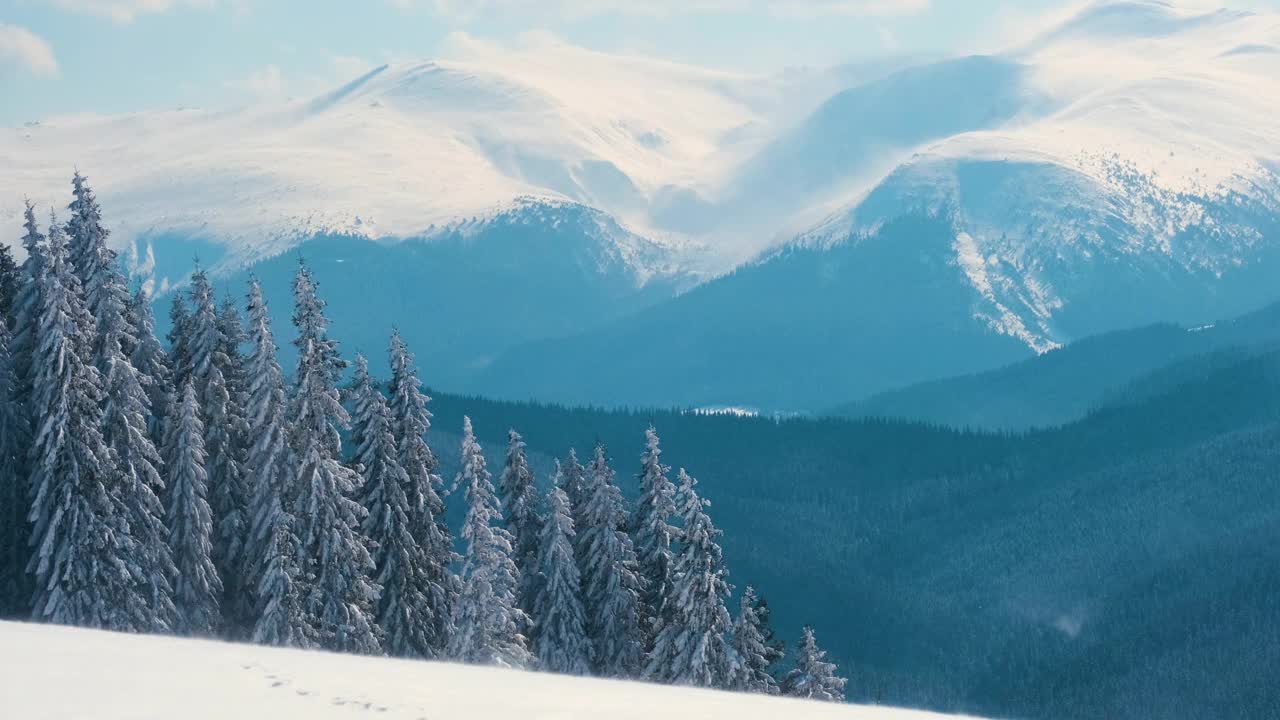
[801,1,1280,351]
[0,622,983,720]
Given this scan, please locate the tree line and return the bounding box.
[0,174,846,702]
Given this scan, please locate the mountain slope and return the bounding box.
[0,622,979,720]
[469,213,1033,411]
[829,298,1280,429]
[800,1,1280,353]
[196,200,694,390]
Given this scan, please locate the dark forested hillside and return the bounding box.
[426,349,1280,720]
[827,299,1280,430]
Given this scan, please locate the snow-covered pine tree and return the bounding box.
[0,203,40,618]
[64,172,110,305]
[783,626,847,702]
[185,268,220,389]
[216,294,251,447]
[387,328,456,652]
[166,292,193,394]
[203,361,252,630]
[26,215,146,631]
[165,381,223,636]
[252,500,312,648]
[730,585,781,694]
[187,270,252,632]
[241,277,294,613]
[0,241,17,326]
[562,448,589,533]
[561,447,590,584]
[577,444,645,678]
[532,462,592,675]
[632,425,679,653]
[645,469,736,688]
[0,313,29,617]
[89,225,177,633]
[449,416,530,667]
[10,201,46,410]
[500,428,542,622]
[290,260,346,384]
[288,261,380,654]
[351,354,437,658]
[127,287,171,444]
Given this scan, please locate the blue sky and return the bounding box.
[0,0,1214,125]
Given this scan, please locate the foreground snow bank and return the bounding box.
[0,621,983,719]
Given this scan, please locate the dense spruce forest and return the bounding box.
[0,176,846,703]
[424,342,1280,720]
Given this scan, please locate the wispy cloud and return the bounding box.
[402,0,929,21]
[0,24,58,77]
[233,63,284,99]
[48,0,229,23]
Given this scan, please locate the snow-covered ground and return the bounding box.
[0,621,983,720]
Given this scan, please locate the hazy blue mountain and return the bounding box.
[468,213,1033,411]
[829,299,1280,430]
[177,200,692,389]
[469,206,1280,412]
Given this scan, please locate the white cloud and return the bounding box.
[235,64,284,99]
[0,24,58,77]
[330,54,375,82]
[47,0,222,23]
[877,24,898,50]
[404,0,929,21]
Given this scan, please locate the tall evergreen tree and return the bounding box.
[577,444,645,678]
[387,328,456,652]
[632,425,679,652]
[252,500,312,648]
[532,464,592,675]
[500,428,542,621]
[0,313,29,616]
[289,261,381,654]
[243,282,311,649]
[90,225,177,633]
[166,292,193,394]
[127,287,171,444]
[10,201,46,413]
[351,355,438,658]
[645,469,735,688]
[730,585,781,695]
[449,416,530,667]
[0,242,18,327]
[0,203,40,618]
[26,216,146,630]
[64,172,110,310]
[165,381,223,636]
[562,448,589,532]
[187,270,251,631]
[242,277,292,608]
[203,361,251,629]
[783,626,847,702]
[561,447,590,584]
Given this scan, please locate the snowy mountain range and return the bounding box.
[4,0,1279,408]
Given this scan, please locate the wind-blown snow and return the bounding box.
[0,36,822,273]
[0,621,983,720]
